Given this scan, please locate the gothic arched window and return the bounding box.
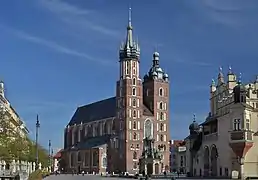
[70,153,75,167]
[133,151,137,159]
[133,121,137,129]
[133,78,136,85]
[160,112,164,120]
[159,102,163,110]
[160,134,164,141]
[133,132,137,140]
[144,119,152,138]
[159,88,164,96]
[132,99,137,107]
[133,110,137,118]
[160,123,164,131]
[77,151,82,162]
[132,88,136,96]
[92,151,98,166]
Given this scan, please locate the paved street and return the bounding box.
[44,174,230,180]
[44,175,126,180]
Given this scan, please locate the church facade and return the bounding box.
[62,9,171,175]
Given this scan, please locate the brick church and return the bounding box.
[62,8,170,175]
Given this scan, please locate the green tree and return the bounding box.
[0,108,49,167]
[0,110,16,163]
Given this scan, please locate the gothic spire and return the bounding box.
[119,7,140,60]
[126,7,133,48]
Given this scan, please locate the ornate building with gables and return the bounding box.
[185,67,258,179]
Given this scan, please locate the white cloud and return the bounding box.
[38,0,120,37]
[0,24,115,66]
[39,0,93,15]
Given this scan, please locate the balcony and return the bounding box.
[203,132,218,141]
[229,130,253,143]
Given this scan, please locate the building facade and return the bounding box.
[0,80,29,137]
[62,9,171,175]
[170,140,186,173]
[185,67,258,179]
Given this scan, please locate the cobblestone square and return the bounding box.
[43,174,230,180]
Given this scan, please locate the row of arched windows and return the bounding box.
[146,87,167,97]
[68,121,116,146]
[70,151,99,167]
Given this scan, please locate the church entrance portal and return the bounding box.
[147,163,153,175]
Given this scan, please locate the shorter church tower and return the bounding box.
[143,51,170,171]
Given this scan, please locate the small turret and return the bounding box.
[210,79,216,93]
[0,80,4,97]
[254,75,258,90]
[189,114,199,136]
[233,73,247,103]
[227,66,237,91]
[217,67,224,85]
[147,51,168,81]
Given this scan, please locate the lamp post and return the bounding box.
[51,149,54,172]
[35,115,40,169]
[48,140,51,172]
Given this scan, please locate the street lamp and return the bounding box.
[35,114,40,169]
[48,140,51,172]
[51,149,54,172]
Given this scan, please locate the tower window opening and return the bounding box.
[159,102,163,110]
[132,88,136,96]
[133,132,137,140]
[132,78,136,85]
[133,110,137,118]
[160,123,164,131]
[132,99,137,107]
[160,134,164,141]
[133,68,136,75]
[160,112,164,120]
[159,88,164,96]
[133,61,136,67]
[133,121,137,129]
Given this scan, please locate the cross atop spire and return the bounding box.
[238,73,242,84]
[128,7,132,29]
[193,113,196,122]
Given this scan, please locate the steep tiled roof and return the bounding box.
[68,97,116,126]
[69,135,111,150]
[143,105,153,116]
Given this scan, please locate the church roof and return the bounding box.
[69,135,111,150]
[68,97,116,126]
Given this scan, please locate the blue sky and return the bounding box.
[0,0,258,151]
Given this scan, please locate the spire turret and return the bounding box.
[119,8,140,60]
[238,73,242,84]
[0,80,4,97]
[218,67,224,83]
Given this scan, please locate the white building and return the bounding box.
[0,80,29,136]
[185,67,258,179]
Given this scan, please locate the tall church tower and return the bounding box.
[143,52,170,171]
[116,8,143,173]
